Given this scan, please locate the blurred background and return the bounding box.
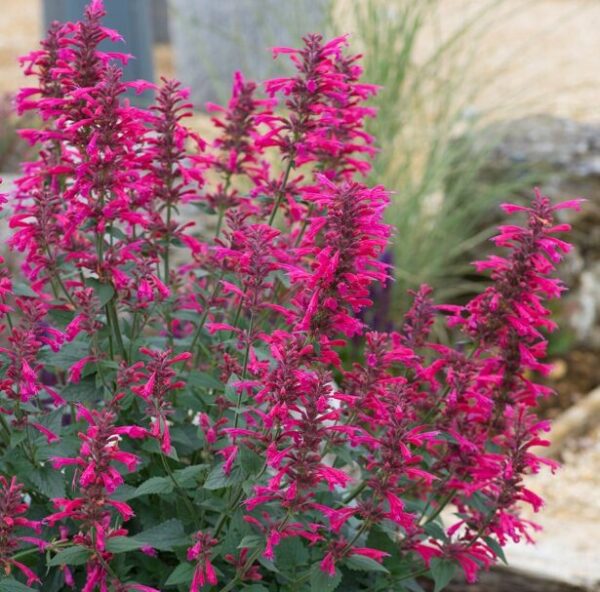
[0,1,599,590]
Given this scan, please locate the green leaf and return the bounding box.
[346,554,390,574]
[110,484,137,502]
[48,308,75,329]
[424,521,447,542]
[133,477,174,497]
[173,464,207,486]
[188,371,224,390]
[203,463,243,490]
[105,536,143,553]
[467,491,492,514]
[484,536,508,565]
[310,562,342,592]
[401,580,427,592]
[60,376,103,404]
[223,373,240,404]
[430,557,456,592]
[9,430,27,448]
[238,446,263,476]
[40,340,90,371]
[12,283,38,298]
[27,466,65,498]
[275,537,308,569]
[237,535,264,550]
[0,578,37,592]
[48,545,90,566]
[165,562,195,586]
[170,425,202,450]
[106,520,187,554]
[85,277,115,307]
[134,519,187,552]
[257,556,279,574]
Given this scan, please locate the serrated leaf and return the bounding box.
[170,425,202,450]
[188,371,223,390]
[0,578,37,592]
[346,554,390,573]
[60,377,103,404]
[467,491,492,514]
[275,537,308,568]
[257,556,279,574]
[27,466,65,498]
[9,430,27,448]
[424,521,447,542]
[48,545,90,566]
[31,408,64,444]
[238,446,263,476]
[238,535,263,550]
[110,484,137,502]
[134,519,186,551]
[484,536,508,565]
[48,308,75,329]
[173,464,207,486]
[13,283,38,298]
[133,476,173,497]
[165,562,195,586]
[40,340,91,371]
[223,373,240,404]
[310,562,341,592]
[106,520,187,554]
[430,557,456,592]
[203,463,243,490]
[402,580,426,592]
[85,277,115,307]
[105,536,143,553]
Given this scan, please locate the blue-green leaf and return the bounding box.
[48,545,90,566]
[165,562,195,586]
[430,557,456,592]
[310,562,341,592]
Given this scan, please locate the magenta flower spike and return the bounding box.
[0,1,582,589]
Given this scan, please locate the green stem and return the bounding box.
[0,414,11,444]
[420,488,455,526]
[218,514,292,592]
[106,299,128,362]
[44,244,75,306]
[267,158,294,227]
[13,540,70,561]
[233,312,254,429]
[190,272,224,365]
[342,479,367,505]
[214,176,232,239]
[164,201,172,286]
[217,547,263,592]
[215,206,225,238]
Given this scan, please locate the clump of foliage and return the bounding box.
[0,2,578,591]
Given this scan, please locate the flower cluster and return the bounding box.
[0,3,579,591]
[0,477,44,585]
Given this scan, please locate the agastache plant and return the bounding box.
[0,2,580,591]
